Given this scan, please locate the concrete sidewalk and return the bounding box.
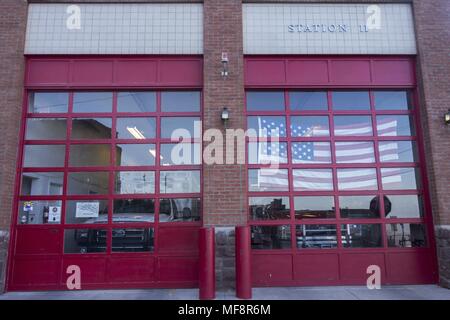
[0,285,449,300]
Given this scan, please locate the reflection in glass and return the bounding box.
[161,91,200,112]
[67,172,109,195]
[26,118,67,140]
[334,116,373,136]
[21,172,63,196]
[115,144,156,166]
[386,224,427,248]
[65,200,109,224]
[339,196,381,219]
[69,144,111,167]
[113,199,155,223]
[248,142,288,164]
[335,142,375,163]
[337,168,378,190]
[294,196,335,219]
[381,167,419,190]
[296,225,337,249]
[293,169,333,191]
[247,116,286,138]
[28,92,68,113]
[341,224,382,248]
[376,115,415,136]
[246,91,285,111]
[249,197,290,220]
[71,118,112,139]
[116,117,156,140]
[160,143,201,166]
[18,200,62,225]
[248,169,289,192]
[114,171,155,194]
[290,91,327,111]
[379,141,417,163]
[112,228,154,252]
[64,229,107,253]
[161,117,201,139]
[73,92,113,113]
[160,171,200,194]
[384,195,423,219]
[332,91,370,110]
[290,116,329,137]
[291,142,331,164]
[117,92,156,113]
[251,225,291,249]
[159,198,201,222]
[23,145,65,167]
[374,91,410,110]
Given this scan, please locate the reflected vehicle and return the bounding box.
[159,198,200,222]
[249,198,290,220]
[296,225,339,249]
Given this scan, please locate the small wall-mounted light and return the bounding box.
[445,110,450,125]
[221,107,229,126]
[221,52,229,78]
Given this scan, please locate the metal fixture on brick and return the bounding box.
[445,110,450,125]
[221,52,229,78]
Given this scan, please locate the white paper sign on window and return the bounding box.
[75,202,99,218]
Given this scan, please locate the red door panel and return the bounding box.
[252,254,293,285]
[339,253,386,283]
[12,257,60,287]
[62,257,107,286]
[293,254,339,283]
[157,257,198,282]
[158,226,199,253]
[15,228,61,255]
[107,257,156,283]
[386,251,437,284]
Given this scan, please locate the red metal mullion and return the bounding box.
[154,91,162,255]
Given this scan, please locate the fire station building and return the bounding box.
[0,0,449,294]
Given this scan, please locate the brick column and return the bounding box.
[413,0,450,288]
[203,0,246,289]
[0,0,27,293]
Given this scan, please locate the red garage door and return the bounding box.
[245,57,438,286]
[8,57,203,291]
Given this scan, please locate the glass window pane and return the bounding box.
[113,199,155,223]
[73,92,113,113]
[248,142,288,164]
[294,196,335,219]
[160,143,201,166]
[23,145,65,167]
[246,91,285,111]
[339,196,381,219]
[251,225,291,249]
[160,170,200,194]
[25,118,67,140]
[291,142,331,164]
[21,172,63,196]
[249,197,290,221]
[341,224,382,248]
[248,169,289,192]
[384,195,423,219]
[71,118,112,139]
[335,142,375,163]
[117,92,156,113]
[386,224,427,248]
[114,171,155,194]
[293,169,333,191]
[18,200,62,225]
[161,91,200,112]
[116,117,156,140]
[337,168,378,191]
[290,91,327,111]
[290,116,329,137]
[296,225,337,249]
[379,141,418,163]
[332,91,370,110]
[67,172,109,195]
[69,144,111,167]
[112,228,154,252]
[65,200,109,224]
[64,229,107,253]
[334,116,373,136]
[159,198,201,222]
[376,115,415,136]
[115,144,156,166]
[374,91,410,110]
[381,167,420,190]
[29,92,68,113]
[161,117,201,139]
[247,116,286,138]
